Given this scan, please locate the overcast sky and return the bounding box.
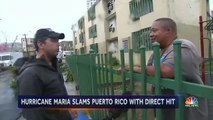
[0,0,212,44]
[0,0,87,43]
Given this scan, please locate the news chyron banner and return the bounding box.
[18,95,179,109]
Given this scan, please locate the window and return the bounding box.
[74,37,77,45]
[80,47,85,54]
[78,17,84,30]
[108,18,116,32]
[88,5,96,21]
[129,0,153,20]
[123,38,129,53]
[132,27,152,52]
[1,55,13,61]
[89,25,97,38]
[79,32,84,43]
[90,43,98,53]
[108,40,118,53]
[75,49,78,54]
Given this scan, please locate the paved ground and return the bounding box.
[65,81,79,95]
[0,71,78,120]
[0,71,21,120]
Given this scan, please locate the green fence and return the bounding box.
[66,41,213,120]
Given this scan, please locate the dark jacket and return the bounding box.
[17,57,72,120]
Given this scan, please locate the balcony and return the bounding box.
[106,16,117,40]
[129,0,153,21]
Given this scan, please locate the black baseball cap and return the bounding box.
[34,28,65,41]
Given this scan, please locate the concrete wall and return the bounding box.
[86,0,107,53]
[166,0,208,57]
[73,0,210,63]
[115,0,141,65]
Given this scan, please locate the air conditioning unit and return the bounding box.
[109,23,115,32]
[107,0,113,14]
[109,27,115,32]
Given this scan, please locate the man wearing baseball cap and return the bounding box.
[17,28,73,120]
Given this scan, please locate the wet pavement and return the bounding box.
[0,70,78,120]
[0,71,21,120]
[65,81,79,95]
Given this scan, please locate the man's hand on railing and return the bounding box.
[117,66,142,75]
[117,66,129,75]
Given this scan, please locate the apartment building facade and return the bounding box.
[73,0,211,65]
[21,37,35,57]
[87,0,97,9]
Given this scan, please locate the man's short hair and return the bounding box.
[34,28,65,51]
[155,18,177,35]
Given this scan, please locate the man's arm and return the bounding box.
[17,68,43,95]
[117,64,174,78]
[146,64,174,78]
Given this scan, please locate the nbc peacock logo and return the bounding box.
[185,96,199,107]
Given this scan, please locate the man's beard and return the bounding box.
[46,51,57,60]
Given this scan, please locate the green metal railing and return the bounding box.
[132,27,152,53]
[66,40,213,120]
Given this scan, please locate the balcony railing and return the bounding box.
[88,5,96,21]
[129,0,153,20]
[132,27,151,52]
[89,25,97,38]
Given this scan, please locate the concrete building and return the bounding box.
[87,0,97,9]
[73,0,212,65]
[60,41,73,51]
[21,37,35,57]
